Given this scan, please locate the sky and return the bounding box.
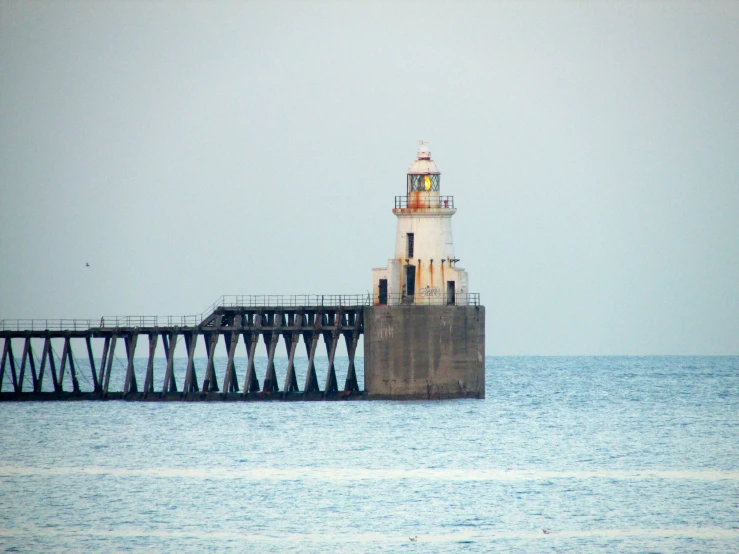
[1,1,737,356]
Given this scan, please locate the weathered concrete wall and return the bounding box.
[363,305,485,399]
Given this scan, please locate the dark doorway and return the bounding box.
[406,265,416,302]
[446,281,456,305]
[378,279,388,305]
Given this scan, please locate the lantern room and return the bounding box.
[407,145,441,192]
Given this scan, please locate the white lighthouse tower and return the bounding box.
[363,142,485,399]
[372,142,469,305]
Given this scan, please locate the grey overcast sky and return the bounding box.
[1,1,737,355]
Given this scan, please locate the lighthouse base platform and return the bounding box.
[363,305,485,399]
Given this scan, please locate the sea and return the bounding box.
[1,356,738,553]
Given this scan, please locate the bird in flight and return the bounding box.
[85,263,90,267]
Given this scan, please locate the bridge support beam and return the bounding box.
[304,331,320,393]
[283,332,300,393]
[344,331,360,393]
[123,333,139,395]
[161,332,178,393]
[143,333,158,394]
[222,331,240,393]
[242,331,260,394]
[85,336,99,392]
[59,336,80,393]
[183,332,199,394]
[103,335,117,397]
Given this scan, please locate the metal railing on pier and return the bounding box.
[97,315,204,329]
[0,319,97,332]
[0,294,372,332]
[394,196,454,209]
[205,294,371,311]
[0,316,204,332]
[374,292,480,306]
[0,292,481,332]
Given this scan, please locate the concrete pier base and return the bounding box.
[363,305,485,399]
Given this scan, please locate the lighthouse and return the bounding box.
[372,142,468,305]
[363,143,486,399]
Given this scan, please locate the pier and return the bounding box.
[0,295,368,401]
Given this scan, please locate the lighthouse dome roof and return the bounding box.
[408,144,440,175]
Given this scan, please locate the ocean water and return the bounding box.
[1,356,738,553]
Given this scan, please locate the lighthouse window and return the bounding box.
[378,279,388,305]
[407,174,440,193]
[406,265,416,298]
[407,233,414,258]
